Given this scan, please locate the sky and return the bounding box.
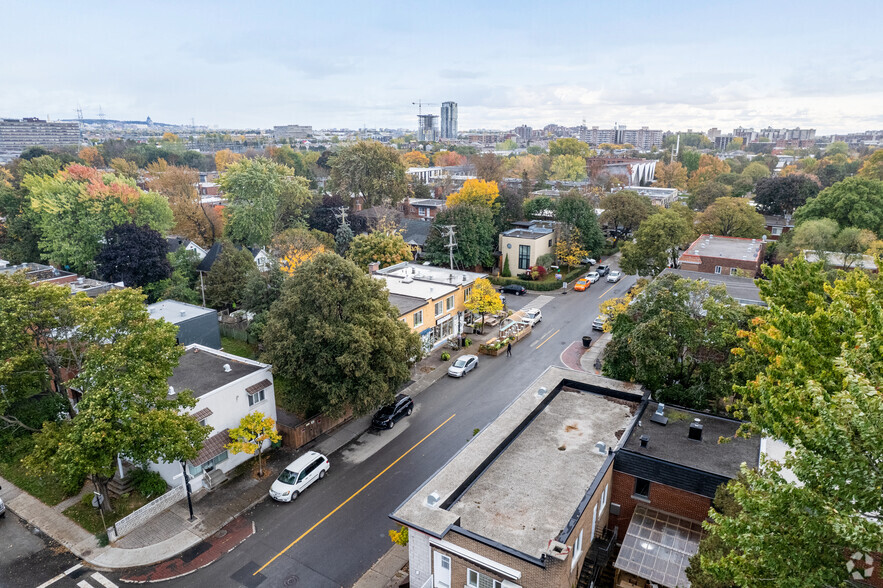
[3,1,882,134]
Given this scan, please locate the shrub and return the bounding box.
[128,468,168,498]
[464,338,472,347]
[501,254,511,277]
[441,351,451,361]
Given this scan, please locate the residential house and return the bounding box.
[763,215,794,240]
[658,268,765,306]
[803,251,879,273]
[151,344,277,492]
[391,368,645,588]
[399,218,433,259]
[677,235,767,278]
[0,261,121,296]
[405,198,447,220]
[167,236,209,260]
[197,242,274,273]
[609,401,761,587]
[373,262,486,351]
[147,300,221,349]
[499,221,557,272]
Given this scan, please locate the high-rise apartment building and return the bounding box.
[417,114,439,142]
[0,118,80,162]
[440,101,458,140]
[273,124,313,141]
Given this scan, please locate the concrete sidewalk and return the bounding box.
[0,329,495,575]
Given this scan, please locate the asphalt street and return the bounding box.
[22,263,636,588]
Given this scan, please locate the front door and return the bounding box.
[433,551,451,588]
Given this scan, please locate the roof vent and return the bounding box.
[426,491,441,507]
[77,276,84,284]
[180,310,186,317]
[223,363,232,373]
[448,273,454,283]
[639,435,650,448]
[650,403,668,426]
[168,385,175,395]
[688,418,703,441]
[595,441,607,454]
[537,386,547,398]
[402,275,413,283]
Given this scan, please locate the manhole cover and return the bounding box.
[214,529,228,538]
[283,576,299,586]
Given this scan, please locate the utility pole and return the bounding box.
[437,225,457,270]
[333,206,348,228]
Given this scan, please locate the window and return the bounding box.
[413,310,423,327]
[771,226,783,236]
[446,295,455,311]
[730,268,739,276]
[634,477,651,499]
[188,450,228,475]
[248,388,265,406]
[419,206,427,217]
[518,244,530,270]
[572,529,584,570]
[435,301,444,316]
[467,569,502,588]
[600,483,608,514]
[591,503,597,539]
[198,418,208,427]
[464,287,472,301]
[714,266,722,274]
[548,239,553,247]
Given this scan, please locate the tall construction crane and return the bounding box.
[411,99,438,116]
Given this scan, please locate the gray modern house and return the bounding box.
[147,300,221,349]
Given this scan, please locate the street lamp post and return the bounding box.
[180,461,195,521]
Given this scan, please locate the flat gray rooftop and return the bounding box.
[148,300,217,324]
[455,387,633,557]
[392,367,643,557]
[388,293,427,316]
[624,402,760,478]
[683,234,763,262]
[659,268,764,306]
[168,346,265,398]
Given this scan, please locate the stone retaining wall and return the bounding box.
[108,484,187,542]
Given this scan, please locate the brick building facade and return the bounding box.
[678,234,767,277]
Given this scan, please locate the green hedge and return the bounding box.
[489,266,587,291]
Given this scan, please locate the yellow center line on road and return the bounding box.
[535,328,560,350]
[598,284,616,298]
[254,413,456,576]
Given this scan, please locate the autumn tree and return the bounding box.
[464,278,503,334]
[620,208,695,276]
[433,150,466,167]
[423,206,496,269]
[446,178,500,209]
[330,141,409,207]
[347,221,412,269]
[550,154,588,181]
[204,242,260,309]
[555,227,589,268]
[688,155,730,193]
[603,274,746,409]
[697,263,883,587]
[792,177,883,235]
[270,228,326,276]
[95,223,172,289]
[470,153,504,184]
[109,157,140,180]
[26,288,209,511]
[599,191,656,236]
[261,253,421,416]
[858,149,883,180]
[78,146,104,168]
[695,197,766,238]
[402,151,430,167]
[653,160,688,190]
[549,138,594,158]
[265,145,312,179]
[215,149,243,172]
[225,412,280,478]
[148,160,221,247]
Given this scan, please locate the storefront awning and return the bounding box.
[614,504,703,588]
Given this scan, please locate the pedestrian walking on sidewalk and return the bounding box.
[506,342,512,357]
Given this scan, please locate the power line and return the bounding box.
[437,225,457,270]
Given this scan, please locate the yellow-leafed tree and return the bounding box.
[555,227,588,269]
[402,151,430,167]
[464,277,503,334]
[215,149,243,172]
[447,178,500,209]
[225,411,281,477]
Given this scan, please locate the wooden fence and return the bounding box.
[276,407,354,449]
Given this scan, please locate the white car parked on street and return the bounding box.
[522,308,542,326]
[607,271,623,283]
[270,451,330,502]
[586,271,601,284]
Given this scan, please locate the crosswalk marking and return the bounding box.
[530,295,553,310]
[76,581,93,588]
[90,573,117,588]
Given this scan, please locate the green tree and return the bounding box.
[824,140,849,156]
[225,412,281,478]
[792,177,883,235]
[424,206,496,269]
[790,219,839,261]
[699,266,883,587]
[261,253,421,417]
[599,190,656,236]
[549,138,594,158]
[335,222,354,255]
[550,154,588,181]
[555,190,604,254]
[620,209,695,276]
[695,197,766,238]
[27,288,209,511]
[501,254,511,277]
[688,181,731,211]
[835,226,876,269]
[347,223,413,269]
[151,248,202,305]
[679,150,702,174]
[857,149,883,180]
[204,242,260,309]
[523,196,556,219]
[740,161,771,184]
[330,141,409,207]
[603,274,745,409]
[753,175,820,216]
[464,277,503,334]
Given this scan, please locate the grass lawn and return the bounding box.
[0,437,81,506]
[64,491,151,536]
[220,336,258,360]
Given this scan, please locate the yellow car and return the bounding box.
[574,278,589,292]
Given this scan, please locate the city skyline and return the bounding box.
[2,1,882,134]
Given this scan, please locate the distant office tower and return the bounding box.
[0,118,80,163]
[440,102,458,140]
[273,124,313,141]
[417,114,439,142]
[514,125,532,143]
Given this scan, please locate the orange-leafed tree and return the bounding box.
[446,179,500,209]
[78,146,105,168]
[653,160,688,190]
[402,151,430,167]
[271,228,326,276]
[688,155,730,193]
[433,150,466,167]
[147,160,221,247]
